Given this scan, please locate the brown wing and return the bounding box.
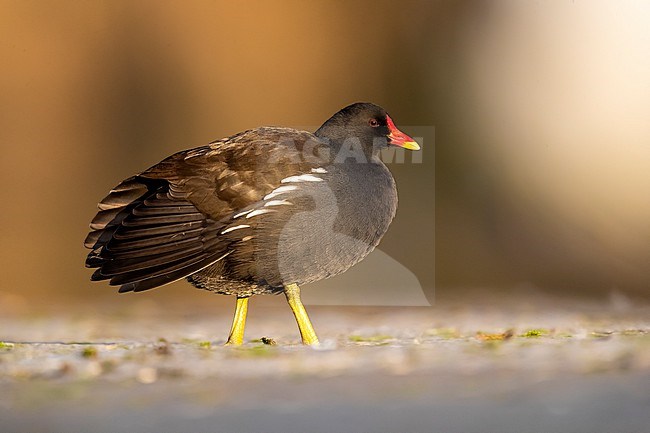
[85,127,328,293]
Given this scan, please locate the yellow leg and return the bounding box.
[225,296,249,345]
[284,283,319,345]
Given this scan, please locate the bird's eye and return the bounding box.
[369,118,379,127]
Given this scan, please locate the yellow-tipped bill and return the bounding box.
[386,115,420,150]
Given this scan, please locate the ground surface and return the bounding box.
[1,292,649,433]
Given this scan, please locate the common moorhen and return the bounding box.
[85,102,420,345]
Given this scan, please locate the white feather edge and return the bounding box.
[220,224,250,234]
[264,200,292,207]
[280,174,323,183]
[263,185,298,200]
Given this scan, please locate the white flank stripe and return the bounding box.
[281,174,323,183]
[246,209,275,218]
[220,224,250,234]
[263,185,298,200]
[233,209,253,219]
[264,200,292,207]
[311,167,328,174]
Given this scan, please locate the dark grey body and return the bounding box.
[189,156,397,295]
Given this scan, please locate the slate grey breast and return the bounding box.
[84,102,420,344]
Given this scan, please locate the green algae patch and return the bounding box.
[423,328,460,339]
[0,341,15,350]
[620,329,648,336]
[198,341,212,349]
[520,329,551,338]
[80,346,98,358]
[476,330,514,341]
[348,334,394,344]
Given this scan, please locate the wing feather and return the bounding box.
[85,127,330,292]
[116,252,231,293]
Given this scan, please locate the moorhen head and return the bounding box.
[315,103,419,156]
[85,102,420,345]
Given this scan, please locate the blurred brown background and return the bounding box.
[1,0,648,308]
